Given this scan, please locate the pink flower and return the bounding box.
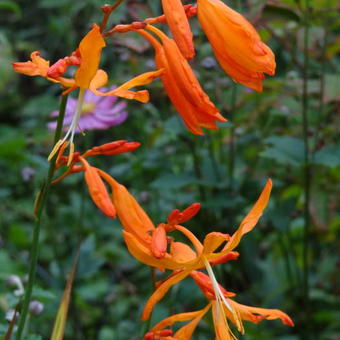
[48,86,128,132]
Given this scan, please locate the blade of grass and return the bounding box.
[50,253,79,340]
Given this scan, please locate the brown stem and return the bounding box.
[100,0,126,33]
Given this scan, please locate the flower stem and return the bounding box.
[228,83,237,193]
[302,0,311,336]
[15,93,69,340]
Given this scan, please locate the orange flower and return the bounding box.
[13,24,163,161]
[13,24,163,99]
[80,157,116,218]
[139,179,272,320]
[51,140,140,218]
[197,0,276,92]
[161,0,195,59]
[107,177,272,320]
[145,271,293,340]
[137,27,227,135]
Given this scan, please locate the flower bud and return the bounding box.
[6,275,24,296]
[29,300,44,316]
[5,309,17,322]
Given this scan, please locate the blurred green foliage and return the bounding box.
[0,0,339,339]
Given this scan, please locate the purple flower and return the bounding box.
[48,86,128,133]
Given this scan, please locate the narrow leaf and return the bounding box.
[50,254,79,340]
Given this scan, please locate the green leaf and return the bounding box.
[260,136,304,166]
[262,3,301,22]
[0,1,21,17]
[324,74,340,103]
[150,173,195,189]
[77,235,104,279]
[313,145,340,168]
[50,255,78,340]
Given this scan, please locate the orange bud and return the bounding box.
[180,203,201,223]
[83,164,116,218]
[101,4,112,13]
[47,59,69,78]
[144,329,173,340]
[83,141,141,157]
[167,203,201,226]
[197,0,276,91]
[151,224,167,259]
[47,55,81,79]
[161,0,195,59]
[12,51,49,77]
[167,209,180,225]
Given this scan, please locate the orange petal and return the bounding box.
[148,26,224,120]
[110,179,155,244]
[123,231,187,272]
[161,0,195,59]
[106,89,150,103]
[226,179,272,251]
[174,303,211,340]
[75,24,106,88]
[203,232,230,254]
[12,51,49,77]
[170,241,197,263]
[150,309,207,333]
[174,225,203,254]
[142,269,192,320]
[89,69,109,90]
[209,251,239,266]
[115,69,164,91]
[227,299,294,327]
[150,30,226,134]
[83,165,116,218]
[211,301,233,340]
[90,69,163,102]
[123,231,165,268]
[57,77,77,89]
[151,224,168,259]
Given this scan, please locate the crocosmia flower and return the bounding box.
[137,26,226,135]
[13,24,163,163]
[197,0,276,92]
[47,87,128,133]
[161,0,195,59]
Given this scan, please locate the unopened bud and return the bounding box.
[29,300,44,316]
[5,309,17,322]
[101,4,112,13]
[6,275,24,296]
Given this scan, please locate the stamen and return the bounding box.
[48,88,86,165]
[47,139,64,161]
[67,142,75,166]
[203,257,242,332]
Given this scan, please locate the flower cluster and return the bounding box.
[49,141,293,339]
[12,0,292,339]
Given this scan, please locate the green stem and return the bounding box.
[141,267,156,337]
[15,93,69,340]
[207,132,221,182]
[228,84,237,193]
[302,0,311,336]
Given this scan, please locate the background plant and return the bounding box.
[0,0,339,339]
